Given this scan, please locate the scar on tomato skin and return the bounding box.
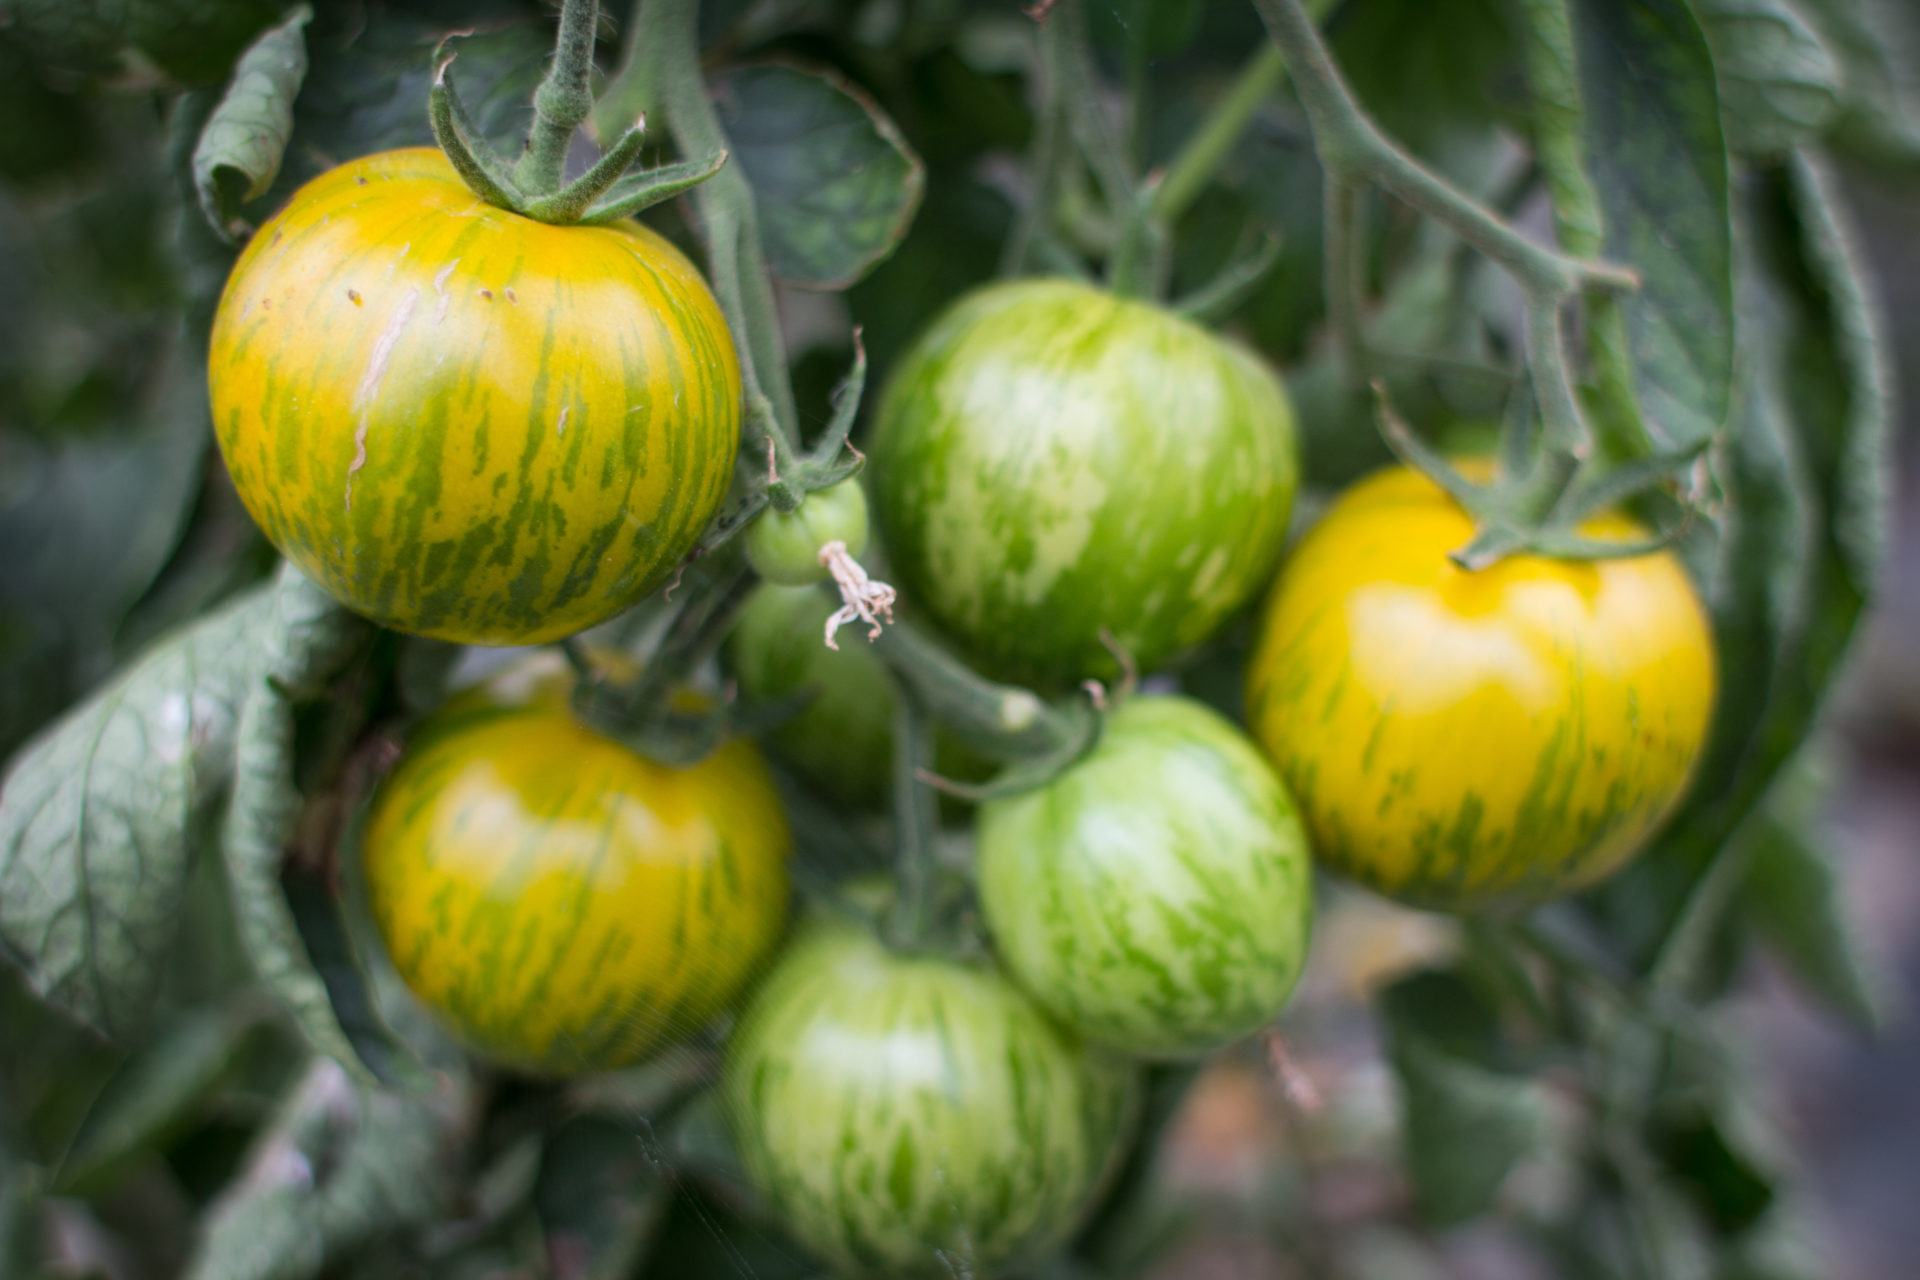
[356,175,368,186]
[347,288,362,305]
[431,260,460,325]
[345,289,421,510]
[479,288,494,301]
[557,407,570,437]
[505,287,518,304]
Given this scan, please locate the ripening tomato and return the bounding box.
[208,147,741,645]
[722,914,1139,1278]
[870,278,1299,687]
[1246,464,1717,910]
[977,696,1313,1058]
[361,656,790,1074]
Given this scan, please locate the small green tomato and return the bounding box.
[747,481,872,585]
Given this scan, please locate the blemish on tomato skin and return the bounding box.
[348,289,363,305]
[480,288,494,301]
[505,287,519,304]
[356,175,369,186]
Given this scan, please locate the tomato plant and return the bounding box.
[208,147,742,646]
[870,277,1300,686]
[721,911,1140,1278]
[977,696,1313,1057]
[0,0,1905,1276]
[361,656,791,1073]
[1247,463,1717,910]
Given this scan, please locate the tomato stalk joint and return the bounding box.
[426,0,729,225]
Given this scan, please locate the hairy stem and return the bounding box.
[1251,0,1636,298]
[625,0,802,496]
[1515,0,1645,457]
[883,695,941,951]
[1324,177,1368,382]
[868,619,1081,761]
[1152,45,1287,226]
[515,0,601,196]
[1001,13,1068,277]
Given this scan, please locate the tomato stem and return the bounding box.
[516,0,602,197]
[867,620,1085,763]
[999,12,1068,279]
[624,0,806,492]
[883,694,941,951]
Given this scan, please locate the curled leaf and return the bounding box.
[193,5,313,241]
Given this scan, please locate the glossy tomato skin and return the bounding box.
[361,659,790,1074]
[977,696,1313,1058]
[208,148,741,646]
[722,916,1140,1278]
[870,278,1299,687]
[1246,464,1717,911]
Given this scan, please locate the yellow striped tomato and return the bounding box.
[361,657,791,1074]
[208,148,741,645]
[1246,464,1717,911]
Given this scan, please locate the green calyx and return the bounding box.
[427,5,727,225]
[1372,383,1705,571]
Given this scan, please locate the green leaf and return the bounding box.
[53,1001,263,1196]
[1587,152,1889,968]
[0,583,276,1040]
[182,1055,473,1280]
[1797,0,1920,165]
[222,567,411,1086]
[193,5,313,241]
[1738,747,1887,1030]
[713,62,926,290]
[1379,971,1545,1225]
[1571,0,1735,452]
[1693,0,1843,155]
[536,1117,672,1280]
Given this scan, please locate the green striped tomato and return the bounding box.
[977,696,1313,1058]
[207,147,741,645]
[361,656,790,1074]
[1246,464,1717,910]
[722,915,1140,1278]
[869,278,1299,687]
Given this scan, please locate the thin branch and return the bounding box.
[883,694,942,951]
[1251,0,1637,300]
[1151,44,1288,226]
[1001,12,1068,277]
[1324,177,1368,382]
[626,0,802,485]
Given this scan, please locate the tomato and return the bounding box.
[207,147,741,646]
[721,914,1140,1278]
[1245,464,1717,910]
[728,582,896,806]
[976,696,1313,1058]
[869,278,1299,687]
[745,479,871,585]
[360,656,790,1074]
